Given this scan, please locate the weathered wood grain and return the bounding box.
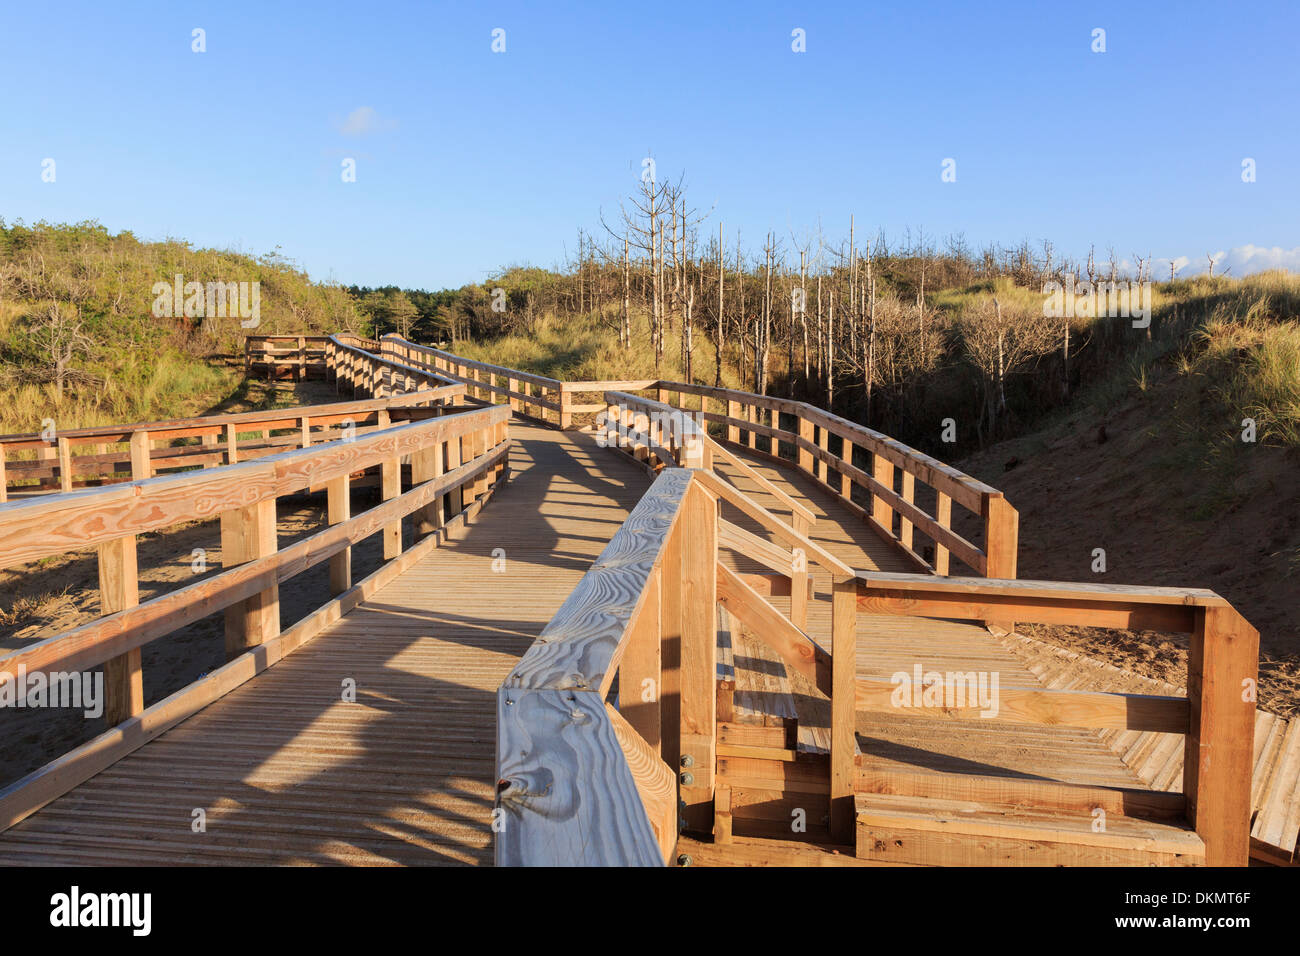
[495,688,664,866]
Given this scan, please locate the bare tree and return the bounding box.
[959,296,1057,445]
[30,303,96,401]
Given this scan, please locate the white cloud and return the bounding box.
[1170,245,1300,278]
[336,106,396,137]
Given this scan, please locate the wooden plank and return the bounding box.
[57,437,73,491]
[855,677,1189,732]
[0,444,507,678]
[855,794,1204,866]
[0,474,503,837]
[1252,718,1300,855]
[855,763,1187,819]
[718,518,795,576]
[856,571,1228,608]
[871,452,893,530]
[857,580,1203,633]
[714,783,733,844]
[706,435,815,528]
[934,492,951,575]
[129,431,151,480]
[381,448,402,560]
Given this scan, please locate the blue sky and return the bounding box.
[2,0,1297,289]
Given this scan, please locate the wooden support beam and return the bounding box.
[1184,605,1259,866]
[98,535,143,725]
[899,471,915,550]
[790,545,808,630]
[714,783,733,845]
[830,575,857,843]
[679,480,717,833]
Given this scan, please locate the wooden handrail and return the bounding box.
[0,405,505,570]
[650,378,1018,584]
[3,340,465,498]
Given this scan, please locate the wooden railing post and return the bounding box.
[679,414,704,469]
[99,535,143,724]
[840,438,854,500]
[220,498,280,660]
[871,451,893,531]
[726,399,740,443]
[1184,606,1258,866]
[57,436,74,492]
[560,389,572,429]
[678,478,717,833]
[130,431,152,481]
[326,475,351,595]
[982,494,1019,632]
[934,492,952,575]
[444,431,463,518]
[411,438,444,540]
[797,416,813,473]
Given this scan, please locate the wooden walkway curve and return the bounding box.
[0,411,1193,865]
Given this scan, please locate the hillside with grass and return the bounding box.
[0,219,370,434]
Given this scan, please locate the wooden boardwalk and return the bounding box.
[0,418,1213,865]
[0,420,648,865]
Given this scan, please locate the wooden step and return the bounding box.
[855,793,1205,866]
